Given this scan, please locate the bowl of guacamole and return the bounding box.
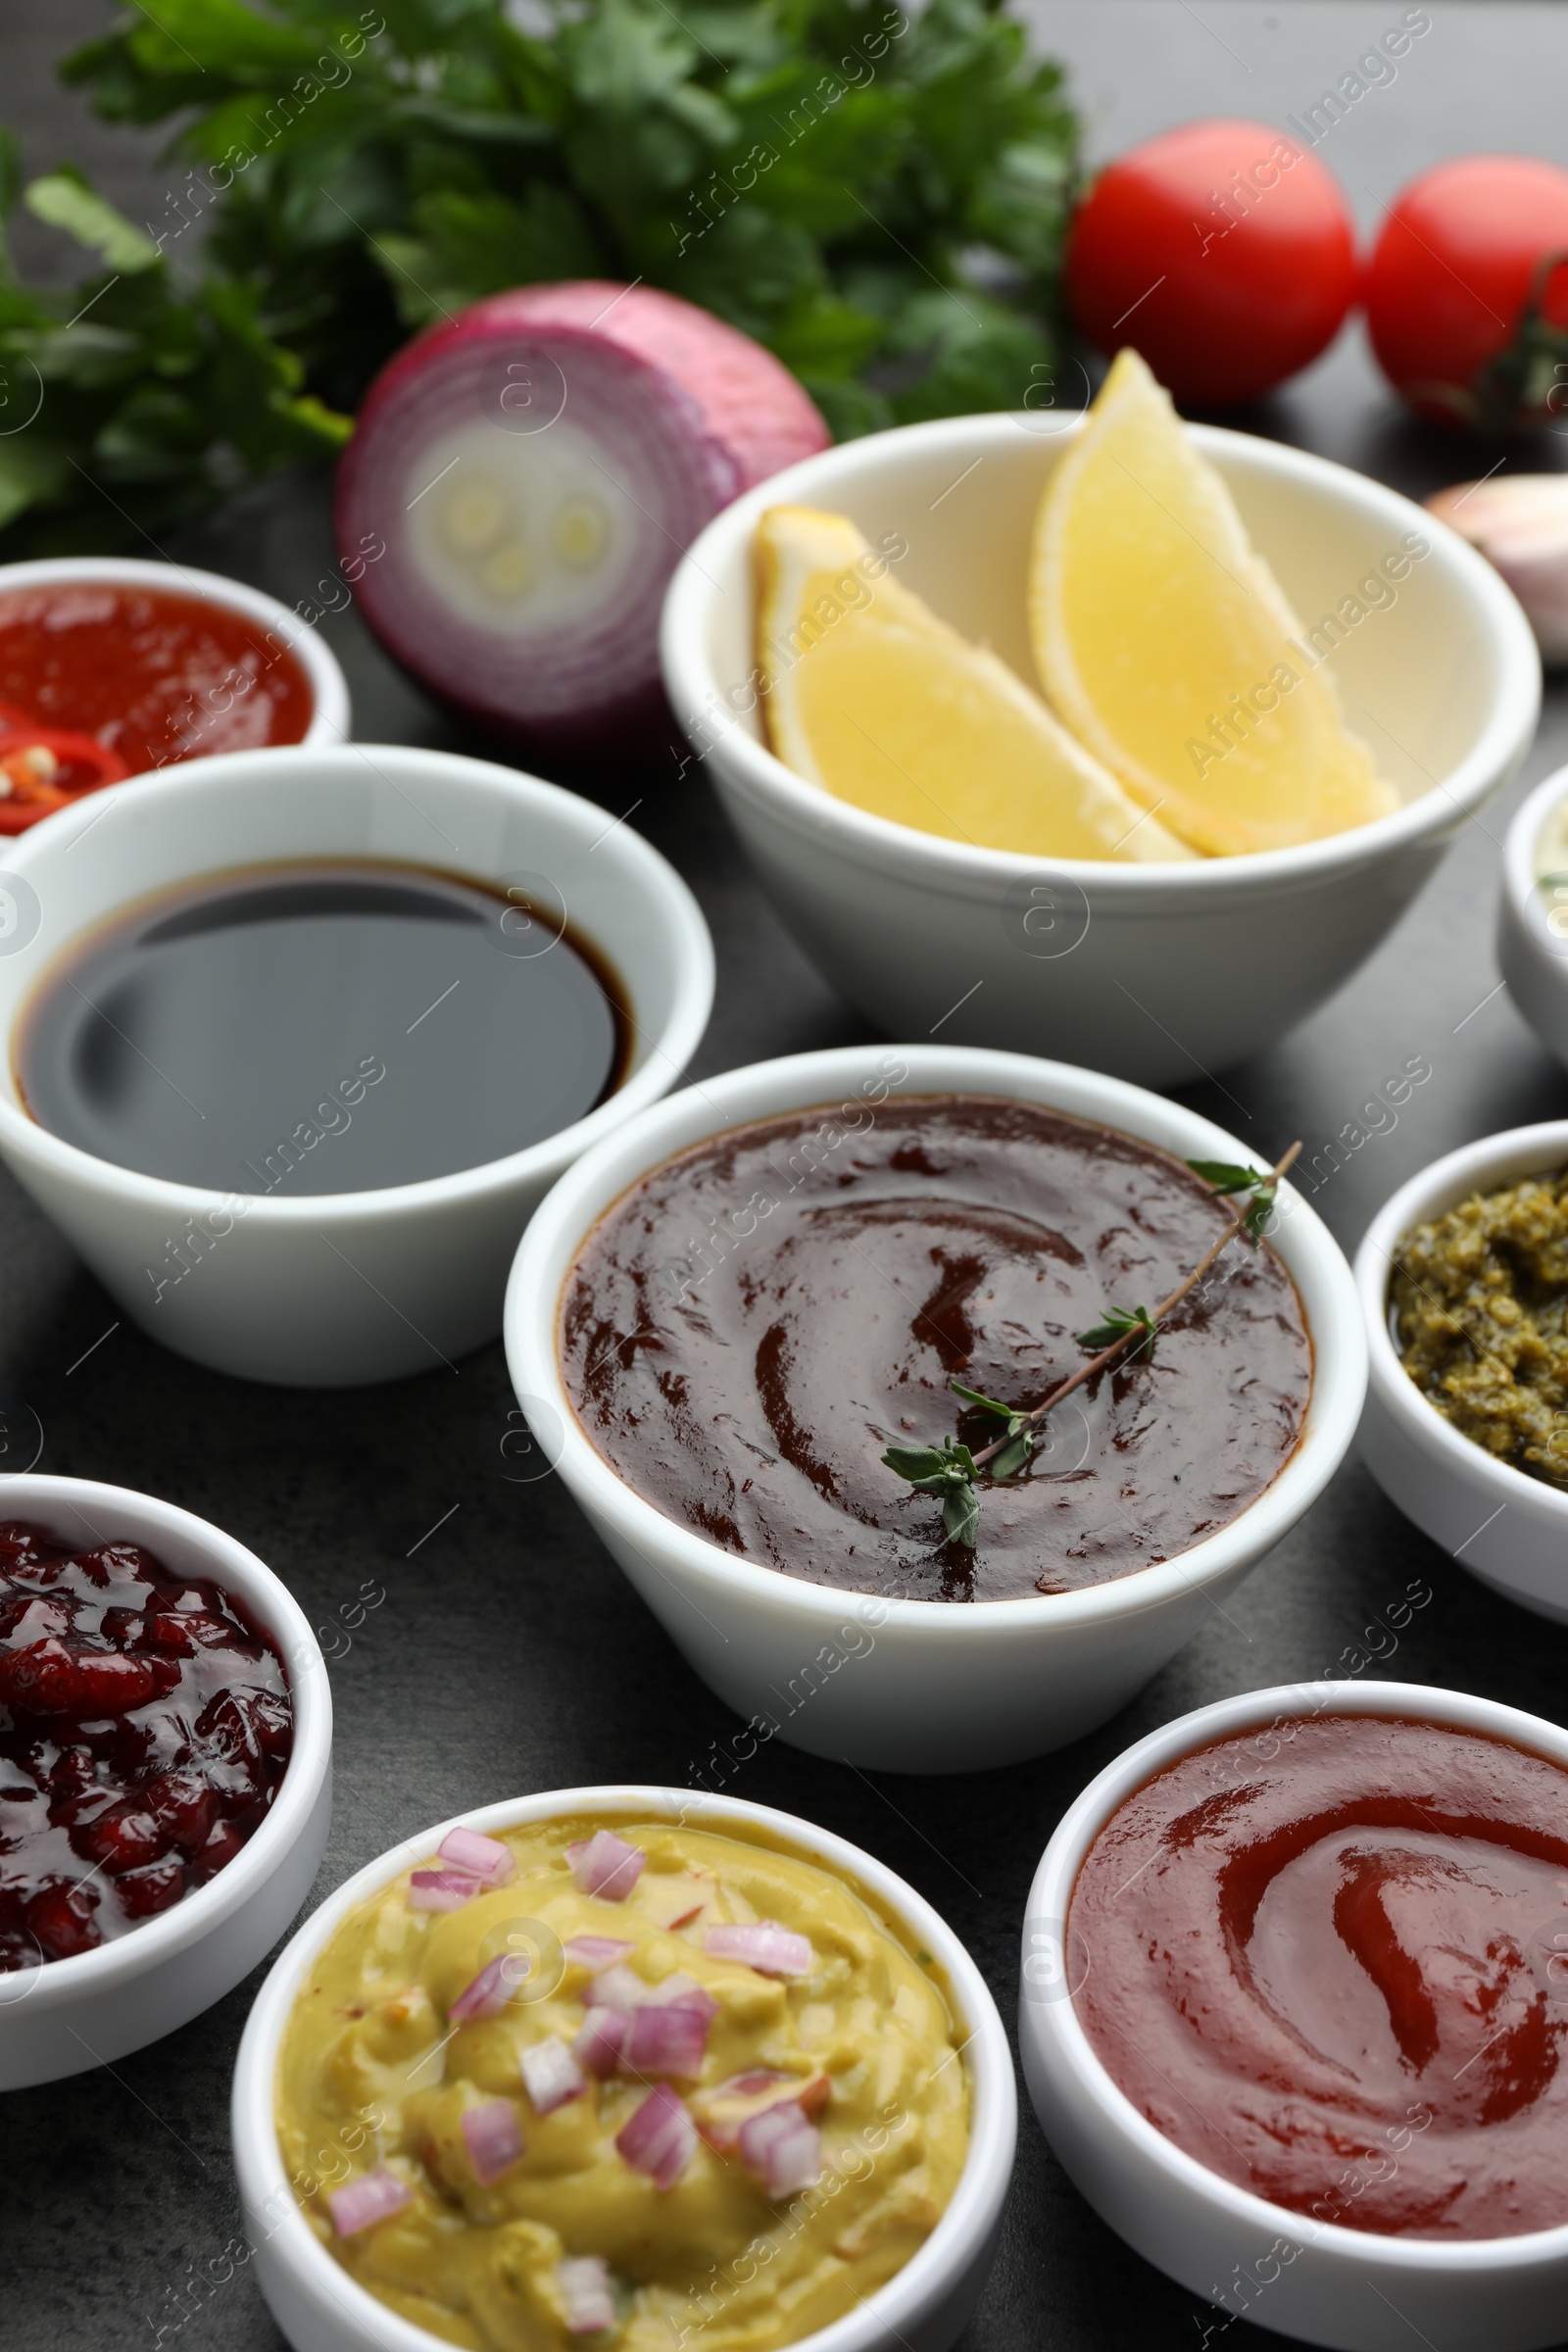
[232,1786,1014,2352]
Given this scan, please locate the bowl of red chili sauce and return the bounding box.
[0,558,350,831]
[1020,1680,1568,2352]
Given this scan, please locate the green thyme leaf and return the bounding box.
[941,1480,979,1547]
[950,1379,1015,1420]
[881,1445,954,1483]
[1077,1304,1157,1358]
[1243,1188,1276,1243]
[1187,1158,1266,1196]
[988,1432,1034,1481]
[883,1435,981,1544]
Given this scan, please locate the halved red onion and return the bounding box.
[621,1998,710,2081]
[568,1831,645,1902]
[327,2169,412,2236]
[563,1935,634,1970]
[463,2099,525,2184]
[738,2100,822,2199]
[334,282,828,761]
[450,1952,528,2022]
[615,2082,698,2189]
[559,2254,617,2336]
[587,1962,647,2014]
[409,1868,480,1912]
[572,2005,627,2079]
[704,1923,812,1978]
[521,2034,587,2114]
[438,1827,516,1886]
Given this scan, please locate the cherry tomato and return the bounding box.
[1365,155,1568,430]
[1065,119,1359,405]
[0,726,128,834]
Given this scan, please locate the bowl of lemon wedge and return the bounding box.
[661,352,1540,1085]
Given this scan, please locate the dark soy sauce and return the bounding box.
[16,862,630,1195]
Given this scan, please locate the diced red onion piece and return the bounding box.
[641,1971,717,2023]
[559,2254,617,2336]
[616,2082,698,2190]
[450,1952,529,2022]
[621,1998,711,2080]
[328,2169,412,2236]
[438,1827,516,1886]
[563,1935,634,1969]
[567,1830,646,1901]
[572,2005,627,2079]
[409,1868,480,1912]
[704,1923,812,1978]
[738,2100,822,2198]
[588,1962,647,2014]
[695,2071,828,2152]
[463,2099,525,2184]
[521,2034,587,2114]
[334,282,830,759]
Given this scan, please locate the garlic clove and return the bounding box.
[1427,474,1568,663]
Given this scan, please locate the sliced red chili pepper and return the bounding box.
[0,728,129,833]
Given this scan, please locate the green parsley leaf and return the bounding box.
[0,0,1080,556]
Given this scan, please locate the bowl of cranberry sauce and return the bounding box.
[1020,1684,1568,2352]
[0,1477,330,2090]
[0,556,350,831]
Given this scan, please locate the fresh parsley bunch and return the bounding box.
[0,0,1077,554]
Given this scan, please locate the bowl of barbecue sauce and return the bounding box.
[0,745,712,1386]
[1022,1682,1568,2352]
[0,557,349,830]
[505,1046,1364,1772]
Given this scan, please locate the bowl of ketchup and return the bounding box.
[1019,1680,1568,2352]
[0,557,350,831]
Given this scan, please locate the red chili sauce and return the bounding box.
[0,580,313,790]
[1070,1713,1568,2237]
[0,1519,293,1968]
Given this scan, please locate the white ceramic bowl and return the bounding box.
[1498,762,1568,1065]
[1019,1679,1568,2352]
[0,555,351,764]
[1356,1121,1568,1620]
[661,413,1540,1087]
[504,1044,1366,1773]
[231,1783,1014,2352]
[0,743,713,1387]
[0,1473,330,2090]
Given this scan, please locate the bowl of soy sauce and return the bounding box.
[0,744,712,1385]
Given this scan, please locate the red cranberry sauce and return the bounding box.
[0,1520,293,1967]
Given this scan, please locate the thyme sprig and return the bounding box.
[882,1143,1301,1547]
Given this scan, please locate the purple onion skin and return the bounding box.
[334,281,829,772]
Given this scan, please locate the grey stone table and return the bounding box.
[9,5,1568,2348]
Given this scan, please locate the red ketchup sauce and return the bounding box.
[0,581,313,829]
[0,1520,293,1967]
[1070,1714,1568,2236]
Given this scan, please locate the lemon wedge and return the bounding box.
[755,504,1195,862]
[1029,348,1399,857]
